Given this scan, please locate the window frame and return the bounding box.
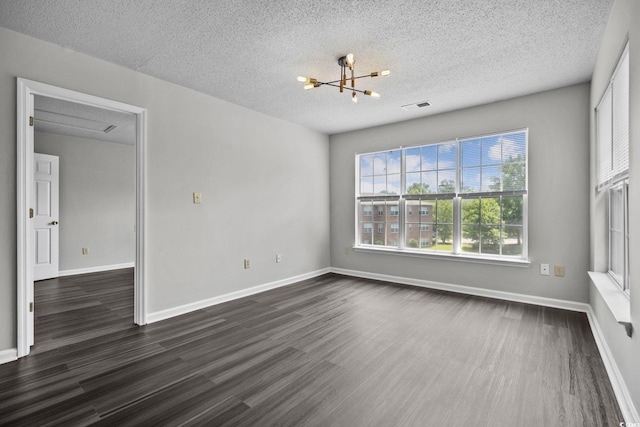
[355,129,529,264]
[596,43,630,294]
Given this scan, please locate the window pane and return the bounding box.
[438,170,456,193]
[360,176,374,196]
[373,153,387,175]
[373,175,387,195]
[502,196,523,225]
[360,201,373,219]
[388,150,401,174]
[434,199,453,252]
[462,225,479,253]
[462,197,502,255]
[438,142,457,169]
[481,165,501,192]
[387,174,401,195]
[406,172,422,193]
[406,200,420,248]
[462,199,480,225]
[360,154,374,176]
[421,171,437,193]
[373,221,385,245]
[597,87,613,185]
[405,147,421,172]
[421,145,438,170]
[480,225,500,254]
[481,135,501,166]
[433,224,452,252]
[500,132,527,162]
[461,167,481,193]
[502,161,526,191]
[503,226,523,256]
[480,198,501,225]
[360,222,373,245]
[461,138,481,168]
[609,183,626,285]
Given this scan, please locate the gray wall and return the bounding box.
[589,0,640,414]
[330,84,591,303]
[0,27,330,351]
[34,132,135,272]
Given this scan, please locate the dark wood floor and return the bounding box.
[0,269,623,426]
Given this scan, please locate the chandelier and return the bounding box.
[297,53,390,103]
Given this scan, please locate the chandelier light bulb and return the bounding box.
[380,69,391,76]
[352,91,358,103]
[297,75,307,82]
[346,53,355,68]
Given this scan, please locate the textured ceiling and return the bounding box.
[0,0,613,135]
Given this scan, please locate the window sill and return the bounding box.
[588,271,632,337]
[352,246,530,268]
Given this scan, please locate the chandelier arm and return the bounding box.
[321,82,371,94]
[322,74,377,85]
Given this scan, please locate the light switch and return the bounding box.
[193,192,202,204]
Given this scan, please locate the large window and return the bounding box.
[357,129,527,260]
[596,44,630,293]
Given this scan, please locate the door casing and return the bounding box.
[16,78,148,357]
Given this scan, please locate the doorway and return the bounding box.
[17,78,147,357]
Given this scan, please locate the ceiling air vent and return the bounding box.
[402,101,431,111]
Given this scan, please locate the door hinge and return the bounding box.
[29,208,34,218]
[29,116,34,126]
[29,302,34,312]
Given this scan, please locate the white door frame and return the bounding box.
[16,78,148,357]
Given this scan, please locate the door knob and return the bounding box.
[51,221,59,225]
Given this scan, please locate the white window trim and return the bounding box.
[588,272,631,337]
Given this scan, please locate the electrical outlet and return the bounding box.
[243,259,250,269]
[554,265,565,277]
[82,247,89,255]
[193,192,202,204]
[540,263,549,276]
[276,254,282,263]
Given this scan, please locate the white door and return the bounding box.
[33,153,60,281]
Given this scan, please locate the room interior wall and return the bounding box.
[0,27,330,352]
[589,0,640,416]
[34,131,135,272]
[330,83,591,303]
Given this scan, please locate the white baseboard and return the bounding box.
[330,267,590,313]
[585,306,639,423]
[0,348,18,365]
[146,268,332,324]
[58,262,135,277]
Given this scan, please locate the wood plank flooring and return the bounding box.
[0,269,623,426]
